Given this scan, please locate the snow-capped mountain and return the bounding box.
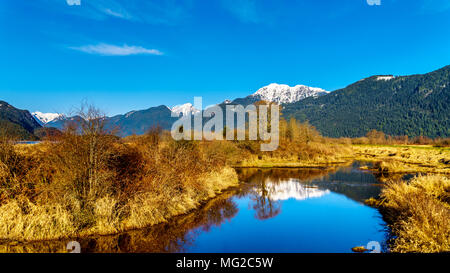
[171,103,200,117]
[251,83,328,104]
[32,112,64,125]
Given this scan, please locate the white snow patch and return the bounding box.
[251,83,328,104]
[376,76,395,81]
[32,112,64,125]
[125,111,136,118]
[171,103,200,117]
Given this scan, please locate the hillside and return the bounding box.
[0,101,41,140]
[106,105,177,136]
[45,105,178,136]
[282,66,450,138]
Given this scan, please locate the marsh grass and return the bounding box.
[353,145,450,174]
[123,167,238,231]
[0,190,239,253]
[380,175,450,253]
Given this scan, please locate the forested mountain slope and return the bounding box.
[282,66,450,138]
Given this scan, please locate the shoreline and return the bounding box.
[1,144,448,251]
[0,183,242,247]
[0,166,239,243]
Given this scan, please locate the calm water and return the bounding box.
[2,162,389,253]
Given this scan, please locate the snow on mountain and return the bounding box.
[124,111,136,118]
[376,76,395,81]
[171,103,200,117]
[251,83,328,104]
[32,111,64,125]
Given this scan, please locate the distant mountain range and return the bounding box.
[44,104,198,137]
[44,83,325,136]
[2,66,449,139]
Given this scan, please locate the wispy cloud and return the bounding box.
[103,8,128,19]
[221,0,260,23]
[70,43,163,56]
[58,0,190,25]
[66,0,81,6]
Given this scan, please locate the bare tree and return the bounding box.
[55,103,116,205]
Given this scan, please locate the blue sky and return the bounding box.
[1,0,450,116]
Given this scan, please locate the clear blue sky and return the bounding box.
[1,0,450,116]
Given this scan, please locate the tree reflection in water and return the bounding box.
[251,178,282,220]
[239,168,333,220]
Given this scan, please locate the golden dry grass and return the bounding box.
[237,157,351,168]
[380,175,450,253]
[122,167,238,231]
[0,198,76,241]
[0,123,240,241]
[0,167,238,241]
[0,190,239,253]
[236,141,354,168]
[353,145,450,174]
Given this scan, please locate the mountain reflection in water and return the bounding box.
[1,163,388,253]
[258,179,330,201]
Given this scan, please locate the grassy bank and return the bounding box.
[354,145,450,174]
[0,190,239,253]
[235,157,351,168]
[372,175,450,253]
[0,166,237,242]
[0,115,239,241]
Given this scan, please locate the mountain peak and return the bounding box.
[171,103,200,117]
[0,101,13,108]
[251,83,328,104]
[32,112,64,125]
